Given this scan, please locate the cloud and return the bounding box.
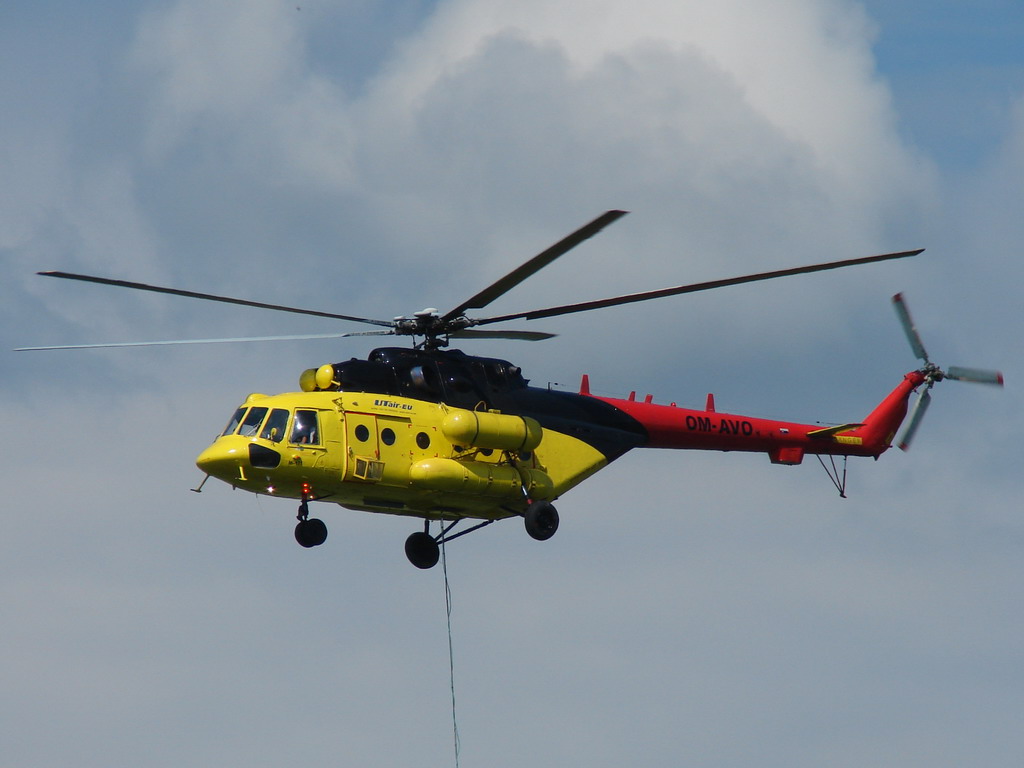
[126,0,933,286]
[3,1,1022,766]
[368,0,929,213]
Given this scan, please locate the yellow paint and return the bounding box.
[411,458,538,498]
[807,423,865,440]
[531,428,608,498]
[441,410,542,452]
[196,391,608,521]
[834,435,863,446]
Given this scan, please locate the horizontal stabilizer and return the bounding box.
[807,423,865,440]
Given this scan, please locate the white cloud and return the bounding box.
[369,0,930,221]
[128,0,934,276]
[131,0,356,189]
[4,1,1021,766]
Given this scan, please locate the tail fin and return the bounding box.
[855,371,925,454]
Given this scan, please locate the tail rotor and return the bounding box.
[898,386,932,452]
[891,293,1003,450]
[945,365,1005,386]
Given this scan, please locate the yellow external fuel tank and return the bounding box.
[441,410,543,452]
[409,458,553,499]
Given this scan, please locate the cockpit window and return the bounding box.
[238,407,268,436]
[482,363,506,388]
[290,409,320,444]
[221,407,247,436]
[260,408,290,442]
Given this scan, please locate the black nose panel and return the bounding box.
[249,443,281,469]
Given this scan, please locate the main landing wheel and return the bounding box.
[295,518,328,548]
[405,531,440,569]
[524,500,559,541]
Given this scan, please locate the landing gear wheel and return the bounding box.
[524,500,559,541]
[295,518,328,548]
[405,531,440,569]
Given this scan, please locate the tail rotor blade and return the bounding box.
[892,293,929,362]
[887,294,1003,450]
[898,387,932,451]
[946,366,1004,386]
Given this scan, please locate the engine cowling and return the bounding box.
[441,409,542,453]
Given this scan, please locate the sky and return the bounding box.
[2,1,1022,765]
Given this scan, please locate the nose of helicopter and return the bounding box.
[196,439,282,479]
[195,441,243,478]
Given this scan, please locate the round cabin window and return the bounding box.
[381,428,396,446]
[354,424,370,442]
[416,432,431,450]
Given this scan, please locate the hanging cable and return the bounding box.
[441,534,461,767]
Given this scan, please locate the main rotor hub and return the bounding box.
[389,310,476,350]
[920,362,945,384]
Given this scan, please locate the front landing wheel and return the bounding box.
[524,501,559,541]
[295,518,328,548]
[405,531,440,569]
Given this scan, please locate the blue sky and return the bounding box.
[865,0,1024,172]
[3,2,1022,766]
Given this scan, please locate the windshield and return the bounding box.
[221,407,246,436]
[238,407,268,436]
[260,408,290,442]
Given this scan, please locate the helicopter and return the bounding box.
[18,210,1003,568]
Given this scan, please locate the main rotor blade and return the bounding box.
[898,387,932,451]
[37,271,395,327]
[473,248,924,326]
[15,332,383,351]
[946,365,1004,386]
[440,210,628,323]
[892,292,929,362]
[448,329,556,342]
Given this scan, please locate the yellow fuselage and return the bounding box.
[196,390,607,521]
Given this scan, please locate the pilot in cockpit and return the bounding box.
[290,410,319,444]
